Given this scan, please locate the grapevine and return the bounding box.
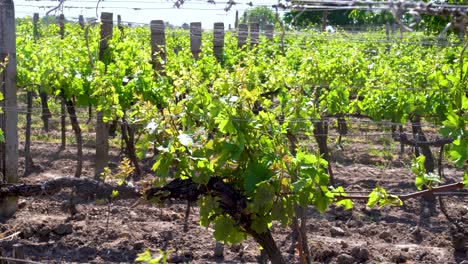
[11,17,468,263]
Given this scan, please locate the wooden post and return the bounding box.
[150,20,166,75]
[0,0,18,218]
[265,24,274,40]
[117,14,124,38]
[322,10,328,32]
[59,14,65,38]
[0,249,6,264]
[95,12,113,179]
[237,24,247,48]
[399,24,404,40]
[11,244,25,264]
[235,10,239,29]
[24,79,33,175]
[249,23,259,49]
[78,15,84,29]
[214,241,224,258]
[385,22,390,40]
[190,22,201,60]
[59,14,66,150]
[213,22,224,62]
[33,13,39,38]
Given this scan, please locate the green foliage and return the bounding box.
[331,186,353,209]
[367,186,403,208]
[213,215,247,244]
[100,158,135,199]
[441,112,467,168]
[284,9,394,28]
[135,249,174,264]
[14,18,466,251]
[411,156,441,190]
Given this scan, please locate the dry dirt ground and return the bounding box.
[0,119,467,264]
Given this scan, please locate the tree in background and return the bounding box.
[241,6,276,30]
[283,9,394,29]
[417,0,467,35]
[283,0,466,35]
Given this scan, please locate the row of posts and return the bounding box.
[151,20,274,64]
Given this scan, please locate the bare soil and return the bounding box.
[1,118,467,264]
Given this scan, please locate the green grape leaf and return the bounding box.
[251,183,275,214]
[336,199,353,210]
[213,216,246,244]
[448,138,468,168]
[415,174,425,191]
[135,249,159,263]
[271,199,291,226]
[411,155,426,177]
[152,152,174,178]
[250,215,271,234]
[243,161,273,193]
[199,196,220,227]
[367,186,402,208]
[216,116,236,134]
[313,188,333,213]
[216,141,241,167]
[331,186,353,210]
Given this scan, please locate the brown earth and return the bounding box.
[0,116,467,264]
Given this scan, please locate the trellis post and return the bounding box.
[213,22,224,62]
[95,12,113,179]
[190,22,202,60]
[249,23,259,49]
[150,20,166,76]
[237,24,247,48]
[59,14,66,150]
[265,24,274,40]
[0,0,18,218]
[79,15,85,29]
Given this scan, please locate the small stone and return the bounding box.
[460,205,468,216]
[21,226,34,239]
[350,246,369,262]
[133,241,145,251]
[18,201,27,209]
[230,243,241,252]
[391,253,408,263]
[401,247,409,252]
[54,223,73,235]
[451,232,466,252]
[379,231,391,240]
[330,226,346,237]
[73,213,86,221]
[340,240,348,248]
[214,242,224,258]
[336,253,354,264]
[129,211,138,218]
[111,208,119,214]
[38,226,51,237]
[160,213,172,221]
